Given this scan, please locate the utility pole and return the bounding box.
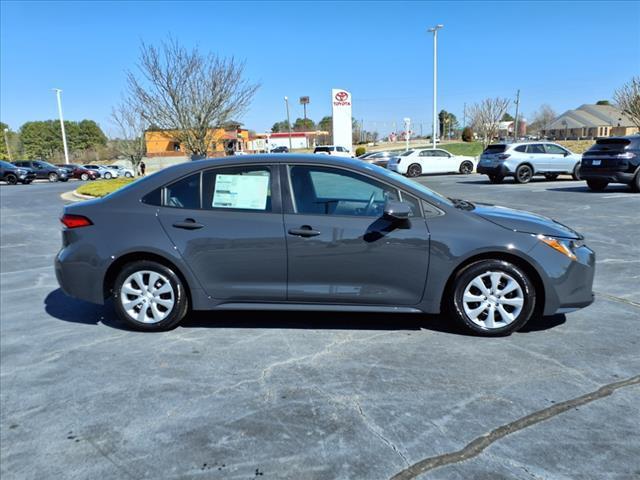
[403,118,411,151]
[53,88,70,164]
[284,96,292,150]
[420,123,423,137]
[428,24,444,149]
[3,128,12,161]
[513,89,520,142]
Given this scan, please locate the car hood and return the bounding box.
[472,203,581,239]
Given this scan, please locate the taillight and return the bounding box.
[497,154,511,160]
[61,214,93,229]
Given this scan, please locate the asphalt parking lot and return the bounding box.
[1,175,639,480]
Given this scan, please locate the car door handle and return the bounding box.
[172,219,204,230]
[288,226,321,237]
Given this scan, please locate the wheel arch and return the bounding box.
[440,251,545,317]
[103,251,193,306]
[516,161,535,174]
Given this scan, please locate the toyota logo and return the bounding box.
[335,91,349,102]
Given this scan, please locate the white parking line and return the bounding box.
[602,194,634,199]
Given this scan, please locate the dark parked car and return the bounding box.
[56,155,595,336]
[270,146,289,153]
[580,135,640,192]
[13,160,69,182]
[56,164,98,181]
[0,160,36,184]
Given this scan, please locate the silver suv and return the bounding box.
[477,142,582,184]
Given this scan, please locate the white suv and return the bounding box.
[313,145,353,157]
[477,142,582,184]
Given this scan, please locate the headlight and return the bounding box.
[538,235,581,261]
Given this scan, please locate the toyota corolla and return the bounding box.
[55,155,595,336]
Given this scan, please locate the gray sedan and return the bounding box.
[55,155,595,336]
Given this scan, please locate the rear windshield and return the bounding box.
[483,145,507,154]
[589,138,631,152]
[314,147,331,152]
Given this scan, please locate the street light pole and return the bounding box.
[53,88,70,164]
[284,96,292,151]
[428,24,443,149]
[3,128,12,161]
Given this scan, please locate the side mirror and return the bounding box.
[563,151,570,156]
[383,200,411,220]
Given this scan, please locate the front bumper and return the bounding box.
[528,241,596,316]
[18,173,36,182]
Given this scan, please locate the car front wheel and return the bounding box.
[113,260,189,331]
[631,171,639,193]
[81,173,89,181]
[586,179,608,191]
[449,259,536,336]
[572,163,581,181]
[104,172,112,179]
[459,161,474,174]
[48,172,59,182]
[125,172,133,178]
[407,163,422,177]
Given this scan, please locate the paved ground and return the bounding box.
[1,175,639,480]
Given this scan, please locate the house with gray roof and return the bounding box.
[542,104,638,140]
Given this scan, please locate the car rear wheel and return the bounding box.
[514,165,533,184]
[586,179,608,192]
[5,173,18,185]
[572,163,581,180]
[488,174,504,184]
[407,163,422,177]
[113,260,189,331]
[125,172,133,178]
[104,172,112,179]
[449,259,536,336]
[80,173,89,181]
[48,172,59,182]
[544,173,559,181]
[459,161,474,174]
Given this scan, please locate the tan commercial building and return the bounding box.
[542,104,638,140]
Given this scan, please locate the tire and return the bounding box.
[449,259,537,336]
[459,161,474,174]
[104,172,112,180]
[488,174,504,184]
[586,179,608,192]
[125,172,133,178]
[80,173,89,181]
[572,163,581,181]
[406,163,422,178]
[48,172,59,182]
[5,173,17,185]
[112,260,189,332]
[514,164,533,184]
[544,173,559,181]
[630,171,640,193]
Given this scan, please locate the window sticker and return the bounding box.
[212,173,270,210]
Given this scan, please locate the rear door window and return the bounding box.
[202,166,272,212]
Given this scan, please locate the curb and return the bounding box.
[60,189,98,203]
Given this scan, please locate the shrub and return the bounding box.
[355,146,366,156]
[462,127,474,142]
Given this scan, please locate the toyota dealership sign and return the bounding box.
[331,88,352,152]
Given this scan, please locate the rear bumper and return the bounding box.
[55,247,106,305]
[580,168,634,184]
[477,164,510,176]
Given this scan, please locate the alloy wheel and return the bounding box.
[119,270,175,324]
[462,271,524,330]
[516,165,532,184]
[407,164,421,177]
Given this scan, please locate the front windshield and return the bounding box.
[362,162,453,206]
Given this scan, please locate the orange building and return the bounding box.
[145,125,250,157]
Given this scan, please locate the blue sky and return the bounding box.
[1,0,639,136]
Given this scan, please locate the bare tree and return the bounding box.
[111,101,148,171]
[469,97,511,147]
[126,39,259,159]
[529,104,557,134]
[614,76,640,129]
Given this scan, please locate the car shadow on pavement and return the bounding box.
[45,288,566,336]
[546,185,631,193]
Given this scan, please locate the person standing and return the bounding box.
[139,160,146,176]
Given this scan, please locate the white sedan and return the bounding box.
[387,148,477,177]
